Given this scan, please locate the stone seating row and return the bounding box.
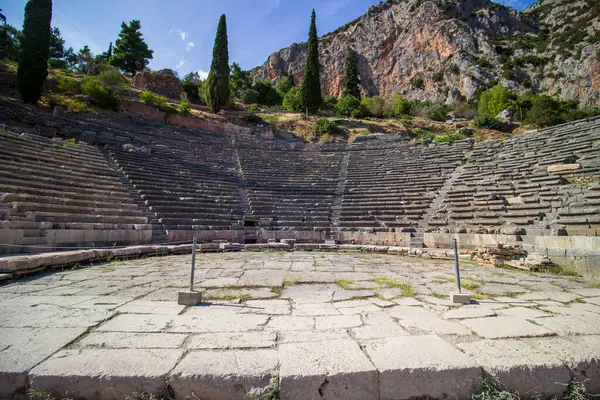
[0,132,151,253]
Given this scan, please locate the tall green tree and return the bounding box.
[300,10,322,114]
[48,27,63,58]
[17,0,52,103]
[110,20,153,74]
[342,48,360,100]
[206,14,230,113]
[276,73,294,94]
[229,62,250,97]
[0,19,22,61]
[96,42,113,64]
[75,45,93,73]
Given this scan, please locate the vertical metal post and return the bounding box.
[453,239,462,293]
[189,237,197,292]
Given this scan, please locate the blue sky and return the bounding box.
[2,0,537,78]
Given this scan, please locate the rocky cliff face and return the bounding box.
[251,0,600,105]
[526,0,600,105]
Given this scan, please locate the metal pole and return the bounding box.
[189,237,197,292]
[453,239,462,293]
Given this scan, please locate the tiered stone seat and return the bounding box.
[0,132,151,253]
[109,135,244,242]
[427,117,600,237]
[339,141,470,232]
[236,138,343,234]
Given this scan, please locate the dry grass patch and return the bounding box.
[373,277,416,297]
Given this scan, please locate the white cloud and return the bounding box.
[198,70,209,80]
[175,60,186,69]
[168,28,188,41]
[185,42,195,52]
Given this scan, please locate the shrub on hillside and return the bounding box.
[433,132,466,144]
[276,75,294,94]
[82,80,120,110]
[248,103,260,112]
[43,90,66,108]
[58,77,79,94]
[283,87,302,112]
[241,114,265,125]
[478,84,515,116]
[334,95,362,118]
[421,103,448,122]
[410,76,424,89]
[391,93,411,117]
[313,118,337,135]
[452,103,476,119]
[182,80,199,101]
[239,88,260,105]
[98,68,122,86]
[361,96,389,118]
[253,80,282,106]
[524,95,563,127]
[140,91,169,110]
[473,115,504,130]
[178,100,191,115]
[320,95,338,112]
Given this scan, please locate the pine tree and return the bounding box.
[206,14,230,113]
[110,20,153,74]
[17,0,52,103]
[229,61,250,97]
[342,48,360,100]
[300,10,321,114]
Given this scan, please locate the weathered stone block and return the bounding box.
[279,339,378,400]
[364,335,482,400]
[177,290,203,306]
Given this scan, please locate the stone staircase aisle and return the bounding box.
[102,149,168,244]
[328,151,350,241]
[412,150,473,248]
[234,147,257,243]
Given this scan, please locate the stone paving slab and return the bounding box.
[1,252,599,399]
[536,315,600,335]
[363,335,482,400]
[279,339,378,400]
[186,332,277,349]
[458,339,571,398]
[0,327,88,398]
[461,316,555,339]
[527,336,600,392]
[29,349,184,400]
[168,349,278,400]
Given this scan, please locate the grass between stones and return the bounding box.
[461,279,480,291]
[372,277,416,297]
[472,374,594,400]
[282,278,299,287]
[335,279,354,289]
[257,376,280,400]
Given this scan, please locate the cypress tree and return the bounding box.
[17,0,52,104]
[300,10,321,114]
[206,14,230,113]
[342,48,361,100]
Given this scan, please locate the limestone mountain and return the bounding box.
[250,0,600,105]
